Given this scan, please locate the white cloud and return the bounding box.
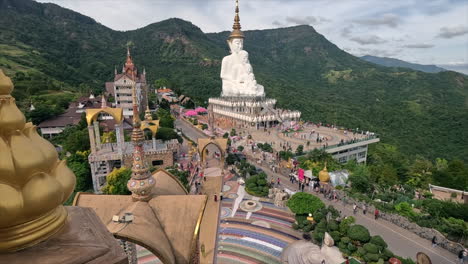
[403,44,435,48]
[352,14,400,28]
[350,35,387,45]
[437,25,468,39]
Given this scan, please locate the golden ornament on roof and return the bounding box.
[319,164,330,183]
[0,70,76,252]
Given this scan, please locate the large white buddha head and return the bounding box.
[227,0,244,54]
[228,38,243,54]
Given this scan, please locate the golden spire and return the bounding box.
[0,70,76,252]
[229,0,244,40]
[127,72,154,201]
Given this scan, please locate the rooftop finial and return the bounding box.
[101,93,107,108]
[127,72,154,201]
[0,70,75,252]
[229,0,244,40]
[127,45,131,57]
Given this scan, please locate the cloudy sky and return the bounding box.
[37,0,468,73]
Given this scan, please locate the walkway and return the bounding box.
[198,158,223,264]
[216,180,302,264]
[253,162,458,264]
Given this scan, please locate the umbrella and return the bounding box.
[185,110,198,116]
[195,107,207,113]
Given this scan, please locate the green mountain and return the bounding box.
[1,0,467,161]
[360,55,447,73]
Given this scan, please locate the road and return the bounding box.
[176,118,457,264]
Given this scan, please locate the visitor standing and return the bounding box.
[277,177,281,187]
[214,194,218,202]
[353,204,357,215]
[374,208,379,220]
[362,204,367,215]
[432,236,437,248]
[457,248,465,263]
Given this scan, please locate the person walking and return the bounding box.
[457,248,465,263]
[362,204,367,215]
[277,177,281,187]
[214,194,218,202]
[374,208,379,220]
[432,236,437,248]
[353,203,357,215]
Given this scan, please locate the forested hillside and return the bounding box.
[0,0,467,161]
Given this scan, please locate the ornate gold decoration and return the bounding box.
[127,74,154,201]
[0,70,76,252]
[86,108,123,126]
[229,0,244,40]
[140,107,159,138]
[318,163,330,183]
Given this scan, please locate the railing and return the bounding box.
[323,135,379,150]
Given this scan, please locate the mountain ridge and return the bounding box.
[0,0,467,161]
[360,55,447,73]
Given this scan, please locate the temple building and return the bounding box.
[106,47,147,118]
[86,97,178,193]
[208,0,301,129]
[76,72,208,264]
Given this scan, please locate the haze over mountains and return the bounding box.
[360,55,448,74]
[0,0,467,161]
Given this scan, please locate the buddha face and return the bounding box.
[229,38,243,54]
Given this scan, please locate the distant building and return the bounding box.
[157,87,178,103]
[429,184,467,204]
[38,94,101,138]
[106,47,147,118]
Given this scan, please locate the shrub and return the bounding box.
[364,253,380,262]
[382,248,394,260]
[313,231,324,242]
[245,173,269,197]
[341,236,351,244]
[201,123,208,130]
[363,243,379,254]
[223,132,229,138]
[347,243,357,252]
[370,235,388,249]
[295,214,308,224]
[292,223,299,230]
[287,192,325,215]
[328,220,339,231]
[348,225,371,243]
[395,202,417,218]
[339,216,356,235]
[330,231,341,243]
[237,145,244,152]
[338,241,347,250]
[314,212,325,223]
[355,247,366,257]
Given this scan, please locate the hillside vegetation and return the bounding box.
[0,0,467,161]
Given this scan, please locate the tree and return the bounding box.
[406,157,433,188]
[156,127,181,142]
[66,150,92,192]
[349,164,372,193]
[295,145,304,156]
[154,78,170,89]
[102,167,132,195]
[155,108,175,128]
[287,192,325,215]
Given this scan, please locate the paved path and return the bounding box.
[198,158,223,264]
[253,162,457,264]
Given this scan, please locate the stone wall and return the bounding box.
[123,151,174,168]
[340,191,466,254]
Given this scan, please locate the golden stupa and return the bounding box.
[318,164,330,183]
[229,0,244,40]
[0,70,76,252]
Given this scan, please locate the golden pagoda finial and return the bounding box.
[0,70,76,252]
[127,72,154,201]
[229,0,244,40]
[318,162,330,183]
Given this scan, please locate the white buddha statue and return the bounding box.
[220,0,265,98]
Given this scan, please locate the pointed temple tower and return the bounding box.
[75,74,208,264]
[106,47,147,118]
[208,0,301,130]
[0,70,127,263]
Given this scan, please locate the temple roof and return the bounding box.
[73,168,207,264]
